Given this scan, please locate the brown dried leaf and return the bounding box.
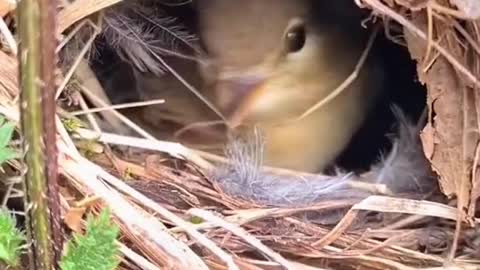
[404,13,476,205]
[64,206,87,233]
[420,122,435,159]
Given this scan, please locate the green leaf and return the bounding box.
[190,216,204,224]
[0,211,25,267]
[0,148,19,165]
[0,117,19,166]
[0,122,15,149]
[60,208,120,270]
[62,117,85,133]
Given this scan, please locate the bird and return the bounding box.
[94,0,435,217]
[193,0,385,173]
[95,0,386,173]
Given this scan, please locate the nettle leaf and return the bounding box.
[60,208,120,270]
[0,148,18,165]
[0,211,25,267]
[0,121,15,149]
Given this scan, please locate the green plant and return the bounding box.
[0,210,25,267]
[62,117,86,134]
[60,208,120,270]
[0,116,19,165]
[122,167,134,181]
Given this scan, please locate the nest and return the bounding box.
[0,0,479,269]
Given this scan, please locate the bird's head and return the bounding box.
[196,0,371,128]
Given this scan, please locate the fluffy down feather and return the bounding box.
[211,106,435,207]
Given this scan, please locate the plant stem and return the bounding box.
[39,0,62,264]
[17,0,57,268]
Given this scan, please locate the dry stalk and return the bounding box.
[58,0,123,34]
[361,0,480,87]
[0,17,16,55]
[75,128,213,170]
[188,208,298,270]
[70,99,165,116]
[294,23,379,121]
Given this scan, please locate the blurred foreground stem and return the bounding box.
[17,0,60,268]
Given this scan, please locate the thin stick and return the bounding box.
[449,17,480,57]
[57,0,123,34]
[429,1,476,20]
[0,17,17,55]
[79,84,158,140]
[173,120,224,139]
[362,0,480,87]
[422,5,434,69]
[77,93,102,132]
[55,26,99,99]
[70,99,165,116]
[188,208,298,270]
[149,44,229,126]
[106,17,227,124]
[77,85,212,169]
[65,151,236,270]
[118,243,162,270]
[75,128,213,170]
[60,156,209,269]
[56,19,96,53]
[295,25,379,121]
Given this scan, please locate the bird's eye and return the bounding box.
[284,23,306,53]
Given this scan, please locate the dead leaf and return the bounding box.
[64,207,87,233]
[420,122,435,159]
[404,13,476,204]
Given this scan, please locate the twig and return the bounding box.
[74,59,127,133]
[449,17,480,56]
[422,5,434,69]
[55,25,100,99]
[294,24,379,121]
[188,208,299,270]
[57,0,123,34]
[78,84,158,140]
[118,243,162,270]
[352,196,480,224]
[71,151,236,270]
[70,99,165,116]
[77,93,102,132]
[362,0,480,87]
[0,17,17,55]
[148,42,229,125]
[60,152,210,269]
[56,19,96,53]
[429,1,476,20]
[74,128,213,170]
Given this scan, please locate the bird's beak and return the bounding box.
[215,75,267,128]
